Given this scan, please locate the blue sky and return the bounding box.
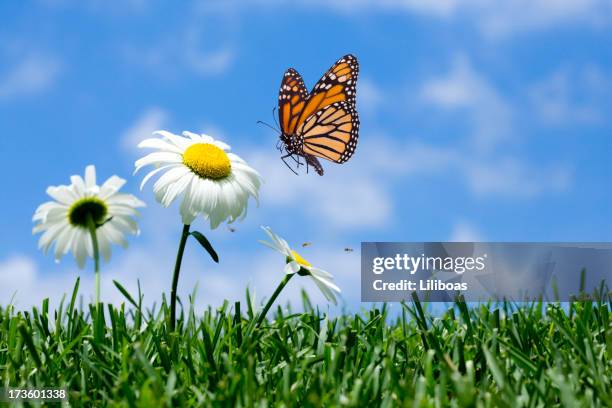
[1,0,611,311]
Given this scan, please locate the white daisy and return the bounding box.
[259,226,341,304]
[33,165,145,268]
[135,130,262,228]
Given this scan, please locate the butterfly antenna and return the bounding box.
[272,107,280,130]
[256,120,280,135]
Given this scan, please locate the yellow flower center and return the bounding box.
[183,143,231,180]
[290,250,311,267]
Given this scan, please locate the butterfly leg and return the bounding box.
[291,154,303,166]
[280,154,299,175]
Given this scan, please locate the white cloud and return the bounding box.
[209,0,612,44]
[358,78,384,114]
[421,55,512,151]
[182,31,235,76]
[362,137,571,198]
[121,25,234,78]
[473,0,612,38]
[529,65,611,125]
[0,54,62,100]
[247,147,392,229]
[0,254,83,310]
[419,56,574,197]
[230,0,611,37]
[40,0,150,13]
[449,220,483,241]
[464,158,571,198]
[120,107,169,153]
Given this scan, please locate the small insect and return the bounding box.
[344,247,354,253]
[98,216,113,227]
[266,54,360,176]
[301,242,312,248]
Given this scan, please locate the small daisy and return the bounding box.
[33,165,144,304]
[33,165,145,268]
[259,226,341,304]
[135,130,262,228]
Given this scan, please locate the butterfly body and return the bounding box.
[279,132,324,175]
[277,55,360,175]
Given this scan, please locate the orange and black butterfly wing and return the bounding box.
[296,54,359,127]
[298,100,360,164]
[278,68,309,136]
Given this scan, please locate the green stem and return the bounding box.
[86,214,101,305]
[256,273,294,328]
[170,224,191,331]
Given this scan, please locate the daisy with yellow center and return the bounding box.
[257,226,341,326]
[135,130,262,329]
[33,165,145,304]
[135,130,261,228]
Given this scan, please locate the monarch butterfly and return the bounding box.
[275,54,360,176]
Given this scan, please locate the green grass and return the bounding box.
[1,279,611,407]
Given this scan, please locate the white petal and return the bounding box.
[134,152,182,173]
[182,131,202,141]
[153,166,190,198]
[227,153,246,164]
[106,193,145,208]
[73,229,88,269]
[138,138,183,154]
[154,130,192,150]
[260,226,288,254]
[85,165,96,189]
[54,226,77,261]
[212,140,231,151]
[70,175,86,197]
[232,168,261,202]
[108,216,138,235]
[200,178,219,212]
[96,232,112,262]
[33,203,67,224]
[285,261,300,274]
[156,169,192,207]
[200,133,215,143]
[33,201,62,219]
[311,275,338,304]
[258,239,286,255]
[98,223,127,248]
[99,175,126,199]
[38,222,68,253]
[46,185,78,205]
[107,204,141,216]
[137,164,174,190]
[179,195,197,225]
[309,267,334,280]
[311,273,341,294]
